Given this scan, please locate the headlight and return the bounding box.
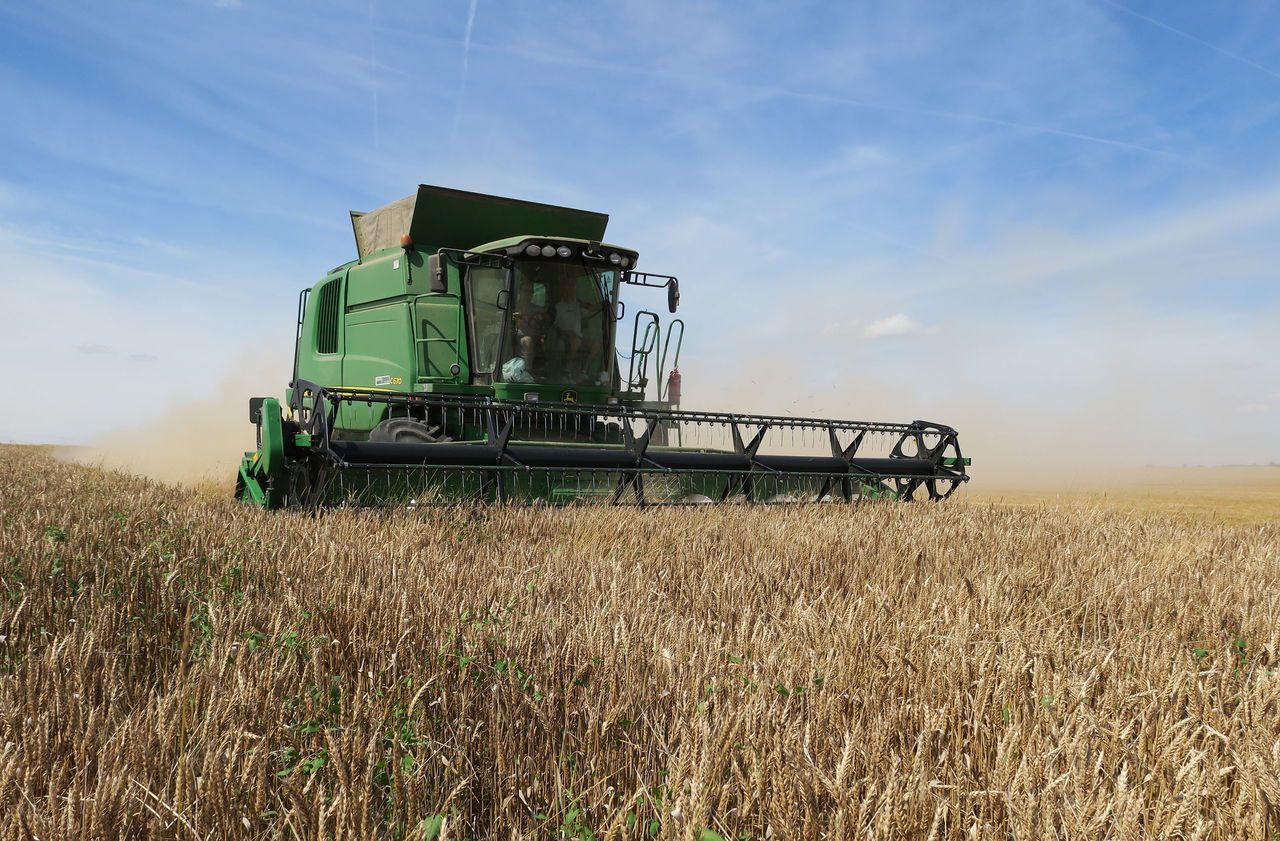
[556,245,572,258]
[540,245,556,258]
[525,243,541,256]
[608,252,621,265]
[620,256,630,267]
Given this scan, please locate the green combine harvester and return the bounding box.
[236,185,970,508]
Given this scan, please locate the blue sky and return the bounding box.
[2,1,1278,470]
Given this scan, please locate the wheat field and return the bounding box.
[971,466,1280,526]
[2,444,1279,839]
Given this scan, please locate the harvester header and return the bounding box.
[236,185,970,508]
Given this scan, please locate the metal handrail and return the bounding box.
[656,318,684,401]
[627,310,660,393]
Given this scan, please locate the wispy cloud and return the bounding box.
[462,29,1183,161]
[1098,0,1280,83]
[786,90,1188,161]
[369,0,380,152]
[75,343,157,362]
[450,0,481,144]
[863,314,929,339]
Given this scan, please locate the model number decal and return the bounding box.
[374,375,403,386]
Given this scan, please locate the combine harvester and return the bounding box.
[237,186,970,508]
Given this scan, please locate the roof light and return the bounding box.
[540,245,556,258]
[556,245,572,258]
[525,243,541,256]
[608,252,621,265]
[620,255,630,267]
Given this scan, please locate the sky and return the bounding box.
[1,0,1278,472]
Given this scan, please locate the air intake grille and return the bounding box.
[315,279,341,354]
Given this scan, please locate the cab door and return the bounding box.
[462,264,509,384]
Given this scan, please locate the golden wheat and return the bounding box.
[971,465,1280,526]
[1,445,1278,839]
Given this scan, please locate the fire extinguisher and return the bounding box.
[666,366,682,406]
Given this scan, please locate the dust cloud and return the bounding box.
[57,350,289,489]
[54,332,1269,496]
[682,345,1271,494]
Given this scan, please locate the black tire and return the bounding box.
[368,417,453,444]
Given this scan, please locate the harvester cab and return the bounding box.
[237,185,970,508]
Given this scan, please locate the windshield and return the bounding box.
[468,260,617,388]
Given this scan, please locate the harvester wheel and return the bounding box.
[369,417,453,444]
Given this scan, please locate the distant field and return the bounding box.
[2,444,1279,838]
[968,465,1280,525]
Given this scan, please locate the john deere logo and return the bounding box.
[561,390,577,403]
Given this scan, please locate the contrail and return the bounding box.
[482,42,1185,160]
[369,0,380,152]
[1098,0,1280,83]
[786,90,1188,160]
[450,0,481,145]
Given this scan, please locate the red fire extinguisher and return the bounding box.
[666,367,682,406]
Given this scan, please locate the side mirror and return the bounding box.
[496,288,510,310]
[427,253,447,293]
[666,279,680,314]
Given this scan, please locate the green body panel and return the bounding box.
[344,303,415,387]
[489,383,610,404]
[418,382,492,395]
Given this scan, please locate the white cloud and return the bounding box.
[828,144,894,173]
[863,313,927,338]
